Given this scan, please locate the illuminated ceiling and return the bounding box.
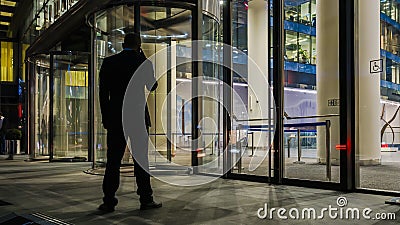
[0,0,19,38]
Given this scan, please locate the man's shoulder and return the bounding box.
[104,53,122,62]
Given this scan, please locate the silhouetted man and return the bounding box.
[98,33,161,212]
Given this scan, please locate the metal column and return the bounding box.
[223,0,233,177]
[272,0,285,183]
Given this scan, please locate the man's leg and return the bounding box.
[102,128,126,207]
[133,126,153,203]
[133,157,153,203]
[131,126,161,210]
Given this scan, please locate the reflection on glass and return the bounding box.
[197,15,223,175]
[285,30,298,62]
[230,0,275,177]
[34,58,50,157]
[282,0,339,183]
[94,5,198,170]
[359,0,400,193]
[298,33,310,64]
[299,1,310,25]
[141,6,193,169]
[52,54,89,159]
[285,5,298,22]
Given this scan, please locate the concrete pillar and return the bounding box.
[247,0,269,148]
[142,41,177,158]
[316,0,340,164]
[317,0,381,165]
[356,1,381,165]
[142,43,168,155]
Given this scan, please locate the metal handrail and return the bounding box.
[234,118,273,122]
[232,114,272,122]
[235,120,332,181]
[284,112,340,120]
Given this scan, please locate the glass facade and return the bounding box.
[285,0,316,26]
[22,0,400,194]
[52,54,89,159]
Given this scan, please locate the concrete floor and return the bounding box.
[0,156,399,224]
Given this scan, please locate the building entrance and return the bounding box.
[91,1,224,178]
[28,52,89,161]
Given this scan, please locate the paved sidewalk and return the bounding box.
[0,157,399,224]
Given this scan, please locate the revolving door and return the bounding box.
[28,52,90,161]
[91,0,224,175]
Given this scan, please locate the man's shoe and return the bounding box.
[140,201,162,210]
[98,203,115,213]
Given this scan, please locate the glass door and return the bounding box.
[140,6,194,169]
[227,0,275,178]
[32,55,51,159]
[227,0,344,187]
[92,2,223,183]
[50,52,90,161]
[356,0,400,193]
[282,0,340,183]
[93,4,196,171]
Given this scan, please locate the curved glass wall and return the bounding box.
[52,53,89,160]
[28,52,89,161]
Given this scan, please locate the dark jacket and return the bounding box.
[99,50,158,130]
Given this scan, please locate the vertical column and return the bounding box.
[223,0,233,176]
[192,0,203,169]
[316,0,340,164]
[356,1,381,165]
[317,0,381,166]
[166,40,177,161]
[143,43,169,158]
[248,0,269,148]
[272,0,285,182]
[170,41,177,159]
[49,54,54,161]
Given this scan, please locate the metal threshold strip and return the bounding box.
[0,212,72,225]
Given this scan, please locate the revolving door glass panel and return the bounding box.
[94,5,136,166]
[140,6,193,168]
[52,53,89,160]
[33,56,50,158]
[93,3,222,175]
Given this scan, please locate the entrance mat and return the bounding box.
[0,212,72,225]
[385,197,400,205]
[0,200,11,206]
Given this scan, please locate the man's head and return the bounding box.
[122,33,141,51]
[0,112,3,117]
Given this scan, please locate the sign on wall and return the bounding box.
[328,99,340,107]
[370,59,383,74]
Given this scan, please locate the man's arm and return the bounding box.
[99,58,111,129]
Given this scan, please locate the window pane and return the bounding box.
[1,42,13,82]
[285,30,298,62]
[298,33,310,64]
